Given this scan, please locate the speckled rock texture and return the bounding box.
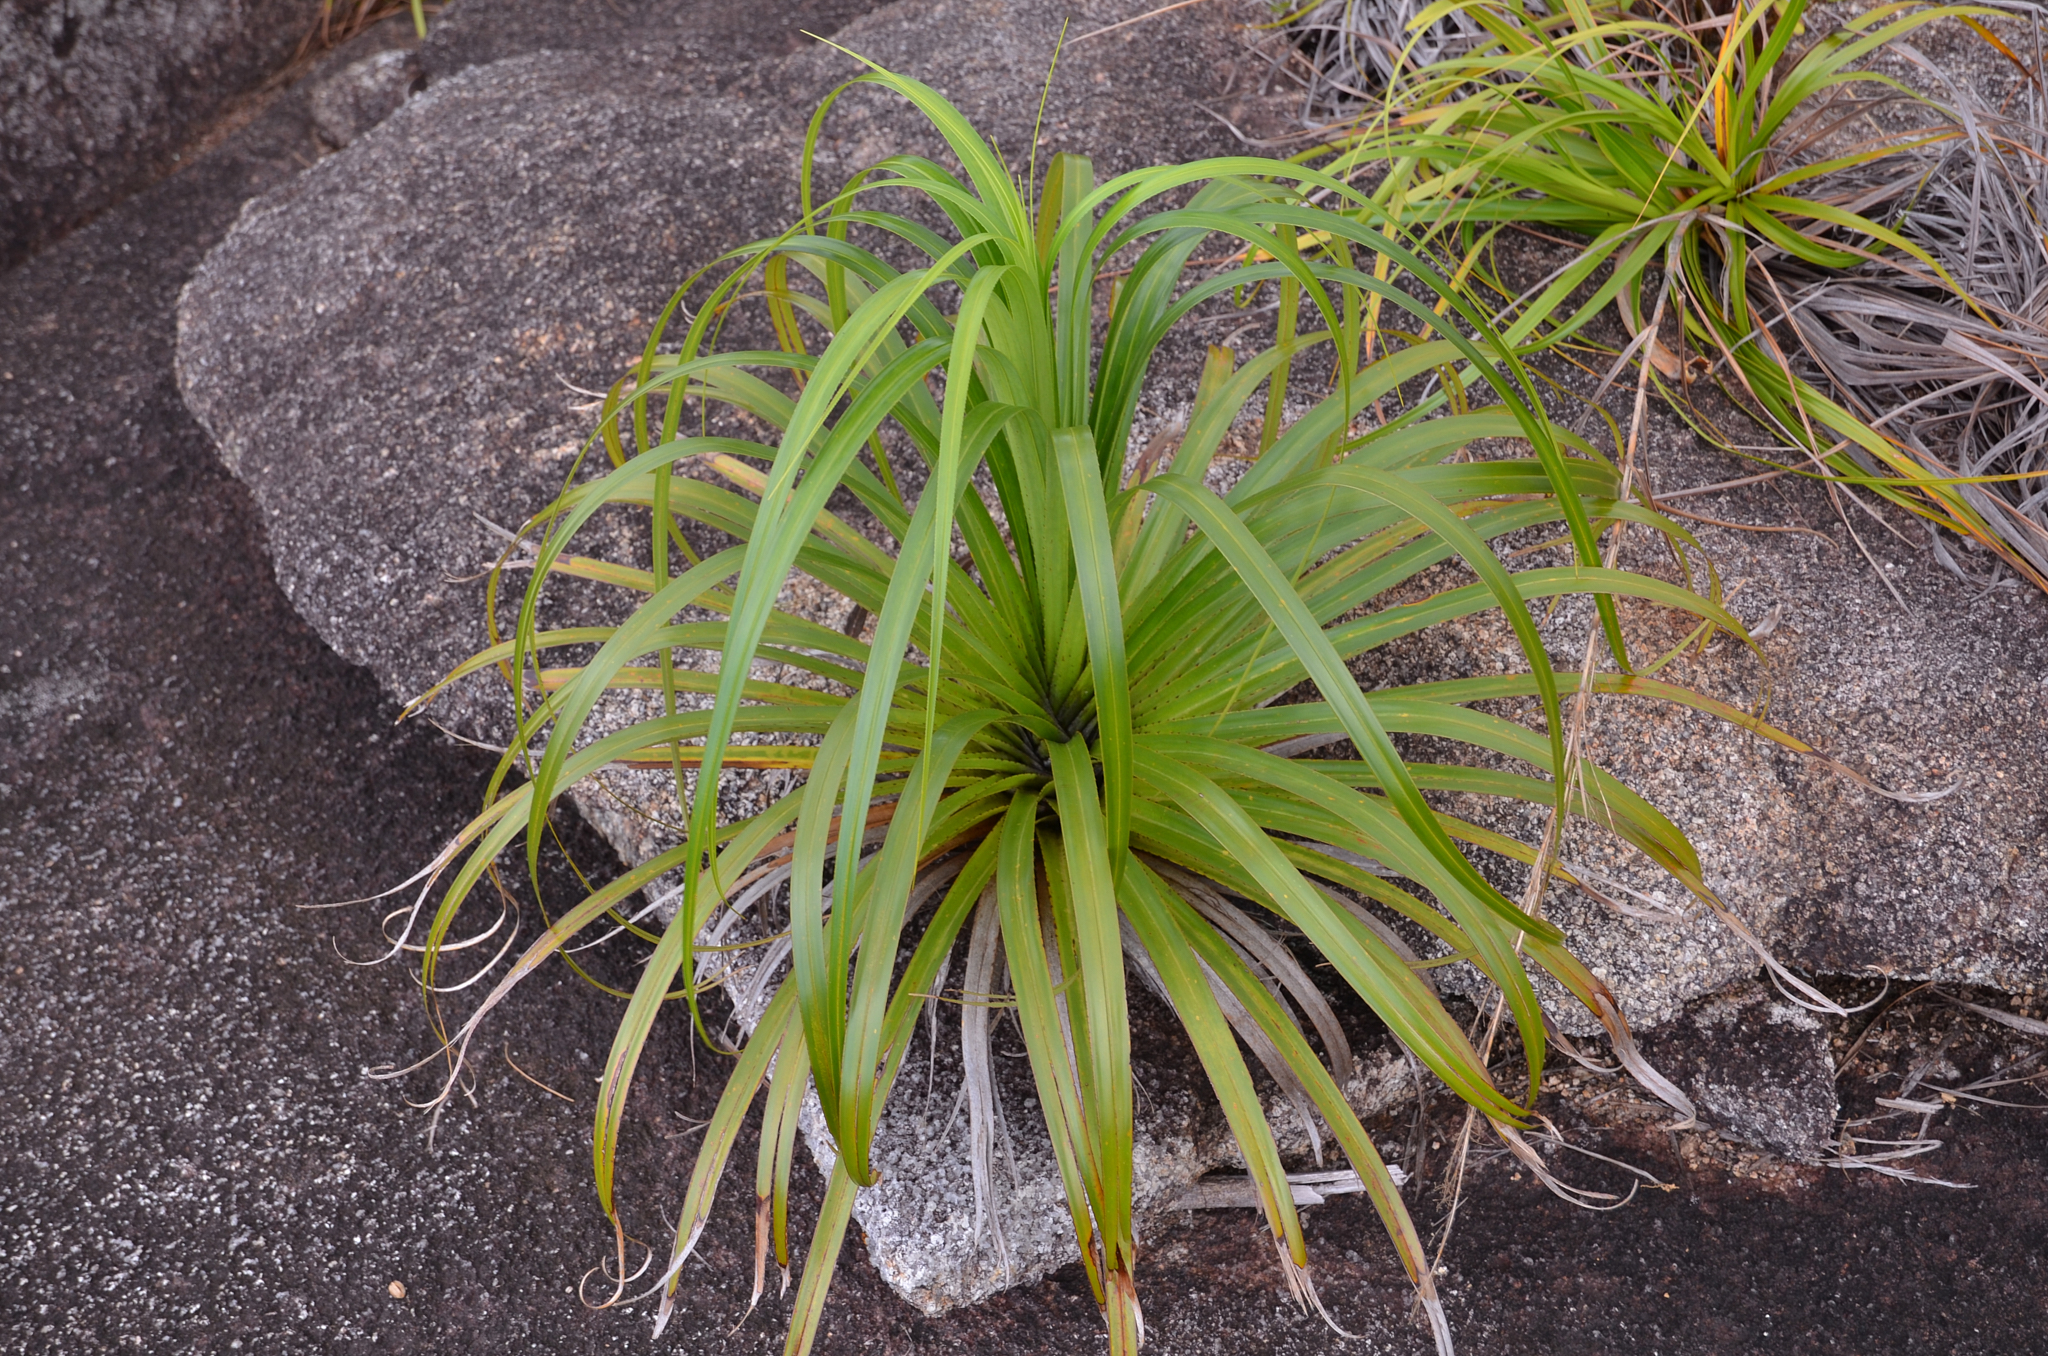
[1637,981,1839,1159]
[1326,10,2048,1042]
[179,43,827,861]
[307,47,422,149]
[412,0,886,81]
[1360,384,2048,1037]
[0,0,321,267]
[788,983,1223,1315]
[176,49,790,743]
[172,0,2048,1310]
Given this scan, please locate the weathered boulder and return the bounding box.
[797,1034,1418,1312]
[1,0,322,267]
[1637,980,1838,1159]
[1364,397,2048,1038]
[413,0,889,84]
[307,48,422,149]
[175,0,1264,744]
[178,49,796,739]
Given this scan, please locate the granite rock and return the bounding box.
[414,0,889,84]
[1358,388,2048,1039]
[782,986,1414,1314]
[178,49,797,740]
[1638,980,1839,1159]
[175,0,1258,745]
[1,0,321,267]
[307,48,423,149]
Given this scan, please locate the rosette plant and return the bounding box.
[391,57,1784,1356]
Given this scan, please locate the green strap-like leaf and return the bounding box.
[1132,745,1522,1121]
[658,982,799,1317]
[996,789,1105,1302]
[1147,475,1559,944]
[781,1160,859,1356]
[837,709,1007,1182]
[524,546,746,869]
[1047,734,1134,1265]
[1158,879,1443,1331]
[1121,859,1304,1262]
[1054,426,1132,861]
[789,702,861,1128]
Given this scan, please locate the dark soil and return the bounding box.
[2,6,2045,1355]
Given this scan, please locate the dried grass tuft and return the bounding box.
[1791,60,2048,585]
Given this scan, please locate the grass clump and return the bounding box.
[1339,0,2047,590]
[386,54,1821,1356]
[1792,66,2048,586]
[294,0,429,63]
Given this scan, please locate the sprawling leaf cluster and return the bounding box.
[1342,0,2042,585]
[399,59,1775,1356]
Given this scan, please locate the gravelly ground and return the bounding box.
[2,6,2045,1356]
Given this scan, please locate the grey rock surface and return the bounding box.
[786,1000,1414,1314]
[790,985,1221,1315]
[308,47,423,149]
[0,0,322,267]
[1638,981,1839,1158]
[415,0,888,83]
[178,48,800,741]
[0,9,1445,1352]
[1357,364,2048,1039]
